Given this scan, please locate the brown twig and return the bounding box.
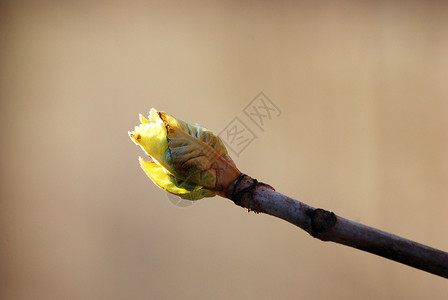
[225,174,448,279]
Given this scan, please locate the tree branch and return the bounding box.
[225,174,448,279]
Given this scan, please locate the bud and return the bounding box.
[129,108,241,200]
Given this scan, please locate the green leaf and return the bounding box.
[129,108,241,200]
[139,158,215,200]
[159,112,237,189]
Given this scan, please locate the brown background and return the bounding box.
[1,1,447,299]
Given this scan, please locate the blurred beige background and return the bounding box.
[1,1,447,299]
